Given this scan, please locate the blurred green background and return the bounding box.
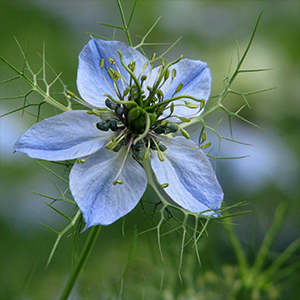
[0,1,299,299]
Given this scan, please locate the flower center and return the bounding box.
[92,50,204,163]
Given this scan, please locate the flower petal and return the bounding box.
[150,136,223,214]
[145,59,211,118]
[77,39,150,107]
[14,110,114,161]
[70,146,147,227]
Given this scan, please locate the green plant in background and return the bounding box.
[223,203,300,300]
[1,1,299,299]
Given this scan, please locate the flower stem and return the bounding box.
[59,225,101,300]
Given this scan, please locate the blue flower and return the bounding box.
[14,39,223,228]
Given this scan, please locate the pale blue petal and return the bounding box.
[151,136,223,214]
[70,146,147,227]
[77,39,150,107]
[14,110,114,161]
[144,59,211,118]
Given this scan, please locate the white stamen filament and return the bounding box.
[100,66,119,100]
[112,136,133,185]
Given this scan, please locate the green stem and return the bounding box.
[0,56,70,113]
[248,203,286,284]
[223,218,249,282]
[143,158,169,206]
[59,225,101,300]
[117,0,132,46]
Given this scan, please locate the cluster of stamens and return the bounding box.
[75,50,206,184]
[91,51,205,162]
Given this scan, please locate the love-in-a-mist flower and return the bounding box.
[14,39,223,228]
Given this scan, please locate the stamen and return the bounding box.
[145,55,183,107]
[144,138,151,160]
[177,125,190,139]
[172,68,176,79]
[65,89,95,110]
[108,57,116,65]
[164,68,170,81]
[113,58,127,91]
[113,81,122,99]
[77,158,86,164]
[184,101,198,109]
[106,128,128,150]
[100,58,105,68]
[138,62,149,80]
[145,53,156,89]
[145,94,203,113]
[176,116,191,122]
[100,62,118,99]
[172,82,183,97]
[151,138,165,162]
[113,179,123,185]
[104,94,137,107]
[112,137,133,185]
[170,102,175,114]
[151,53,156,64]
[201,142,211,149]
[117,50,143,106]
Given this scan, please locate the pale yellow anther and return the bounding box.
[201,142,211,149]
[172,68,177,79]
[100,58,105,68]
[179,127,190,139]
[113,179,123,185]
[157,150,165,162]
